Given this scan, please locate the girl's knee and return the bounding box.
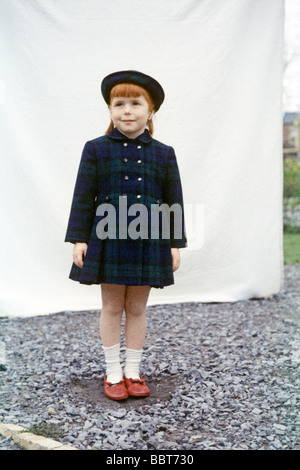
[124,299,146,317]
[101,300,124,317]
[124,286,151,317]
[101,284,126,315]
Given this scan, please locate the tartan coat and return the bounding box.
[65,127,187,288]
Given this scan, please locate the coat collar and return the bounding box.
[107,127,152,144]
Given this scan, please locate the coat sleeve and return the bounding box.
[65,141,97,244]
[163,146,187,248]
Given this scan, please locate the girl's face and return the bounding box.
[110,95,152,140]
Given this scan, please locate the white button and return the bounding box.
[123,143,128,147]
[137,145,142,149]
[137,160,142,164]
[138,177,142,181]
[136,194,141,199]
[124,175,129,180]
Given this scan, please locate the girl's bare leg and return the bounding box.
[100,283,126,346]
[124,285,151,349]
[124,286,151,381]
[100,284,127,384]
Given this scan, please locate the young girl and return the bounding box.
[65,70,187,400]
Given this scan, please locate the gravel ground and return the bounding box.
[0,265,299,451]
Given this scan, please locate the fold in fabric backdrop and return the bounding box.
[0,0,284,316]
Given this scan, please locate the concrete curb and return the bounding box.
[0,423,78,450]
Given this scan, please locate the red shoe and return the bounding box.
[124,376,150,397]
[104,376,129,401]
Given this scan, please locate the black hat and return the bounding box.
[101,70,165,111]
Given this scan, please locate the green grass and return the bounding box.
[283,232,300,264]
[25,422,65,440]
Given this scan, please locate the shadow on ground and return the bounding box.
[70,374,179,409]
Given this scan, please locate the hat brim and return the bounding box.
[101,70,165,111]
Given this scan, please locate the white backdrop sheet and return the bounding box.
[0,0,284,317]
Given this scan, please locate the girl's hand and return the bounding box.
[73,242,88,268]
[171,248,180,272]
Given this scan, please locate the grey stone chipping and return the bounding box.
[0,265,299,450]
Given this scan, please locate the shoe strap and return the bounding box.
[130,378,146,384]
[106,378,125,386]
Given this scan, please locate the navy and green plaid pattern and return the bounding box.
[65,127,187,288]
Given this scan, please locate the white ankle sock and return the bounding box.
[102,343,123,384]
[124,348,143,380]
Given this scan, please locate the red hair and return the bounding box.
[105,83,155,135]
